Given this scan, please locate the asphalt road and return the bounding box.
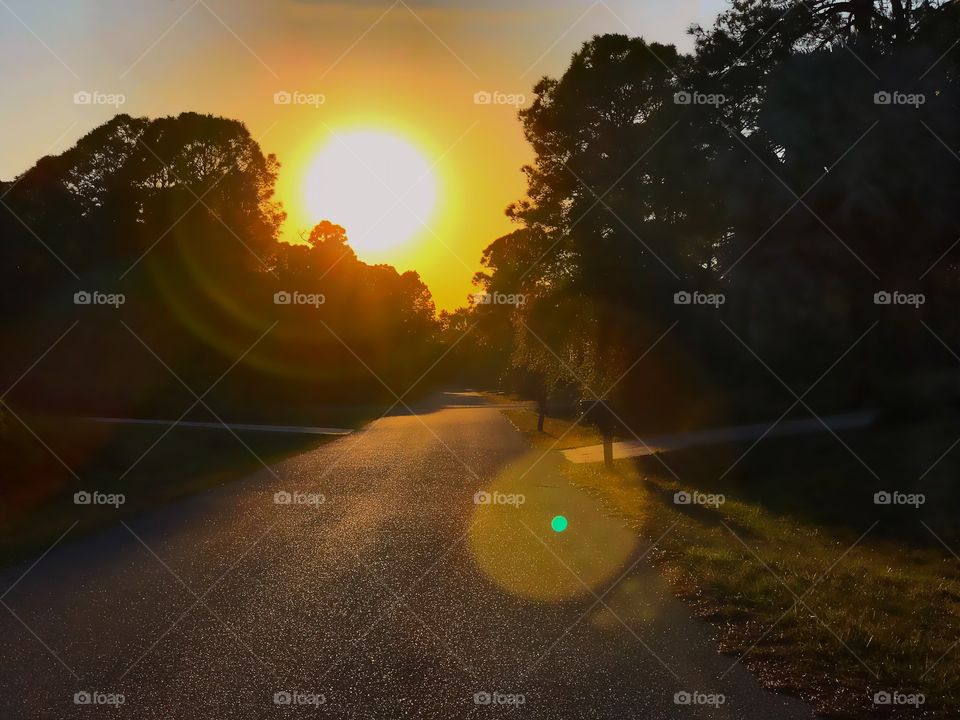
[0,392,815,719]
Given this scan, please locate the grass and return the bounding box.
[0,409,374,566]
[501,404,960,718]
[479,391,527,406]
[501,408,607,450]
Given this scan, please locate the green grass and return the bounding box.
[502,405,960,718]
[0,409,374,565]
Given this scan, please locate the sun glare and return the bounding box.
[304,130,438,257]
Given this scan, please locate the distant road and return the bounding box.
[1,392,814,719]
[83,416,355,435]
[563,412,877,464]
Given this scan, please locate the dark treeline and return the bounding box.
[446,0,960,435]
[4,0,960,436]
[0,113,440,423]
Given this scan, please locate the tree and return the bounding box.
[477,0,960,432]
[482,34,728,436]
[0,114,442,420]
[696,0,960,393]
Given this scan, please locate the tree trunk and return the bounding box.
[889,0,911,44]
[597,301,616,469]
[849,0,875,44]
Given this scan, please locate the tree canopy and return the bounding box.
[464,0,960,433]
[0,113,441,421]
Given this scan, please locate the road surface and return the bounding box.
[0,392,815,719]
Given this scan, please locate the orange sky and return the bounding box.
[0,0,726,309]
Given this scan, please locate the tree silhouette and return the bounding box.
[0,113,442,421]
[477,0,960,431]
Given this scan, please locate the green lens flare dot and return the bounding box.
[551,515,568,533]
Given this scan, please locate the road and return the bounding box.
[0,392,815,719]
[84,417,355,436]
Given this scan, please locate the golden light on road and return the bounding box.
[468,452,638,603]
[304,129,438,258]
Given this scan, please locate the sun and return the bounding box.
[304,129,438,257]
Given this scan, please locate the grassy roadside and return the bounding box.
[0,408,375,566]
[499,403,960,718]
[501,407,609,450]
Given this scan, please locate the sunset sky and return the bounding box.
[0,0,727,309]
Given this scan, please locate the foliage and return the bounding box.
[471,0,960,431]
[0,113,441,421]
